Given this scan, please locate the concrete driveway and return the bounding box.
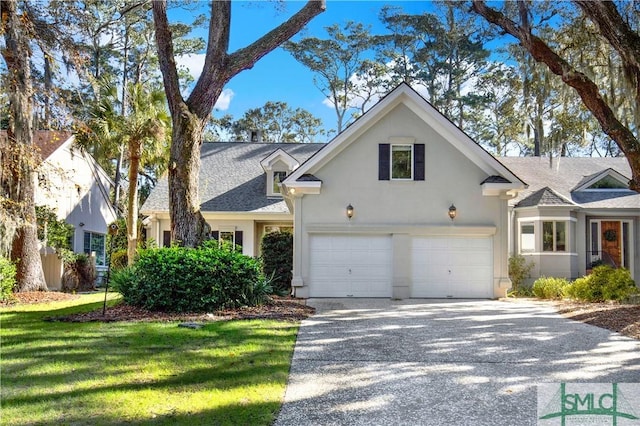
[275,299,640,426]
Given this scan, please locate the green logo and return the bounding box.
[538,383,639,425]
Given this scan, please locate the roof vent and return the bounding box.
[250,130,262,143]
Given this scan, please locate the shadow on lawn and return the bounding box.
[1,297,299,426]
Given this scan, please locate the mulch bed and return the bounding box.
[5,292,315,323]
[4,292,639,340]
[553,301,640,340]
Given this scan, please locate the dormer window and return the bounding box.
[260,148,300,198]
[587,175,627,189]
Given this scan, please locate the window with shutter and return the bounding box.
[379,143,425,181]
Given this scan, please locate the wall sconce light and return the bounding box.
[448,204,457,221]
[79,222,85,227]
[346,204,354,220]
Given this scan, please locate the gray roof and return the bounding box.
[142,142,324,214]
[499,156,639,210]
[515,186,576,208]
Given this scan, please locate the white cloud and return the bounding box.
[175,54,234,111]
[215,88,234,111]
[177,53,206,80]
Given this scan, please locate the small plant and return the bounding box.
[565,266,638,302]
[0,256,16,302]
[60,251,97,292]
[532,276,570,300]
[508,255,534,296]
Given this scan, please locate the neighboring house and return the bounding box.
[501,157,639,285]
[25,131,118,287]
[141,142,323,255]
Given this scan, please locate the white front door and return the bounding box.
[411,236,493,298]
[308,234,392,297]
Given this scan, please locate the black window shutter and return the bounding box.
[379,144,390,180]
[414,144,425,181]
[211,231,219,240]
[235,231,243,249]
[163,231,171,248]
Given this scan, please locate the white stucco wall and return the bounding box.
[292,104,510,298]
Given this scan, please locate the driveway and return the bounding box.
[275,299,640,426]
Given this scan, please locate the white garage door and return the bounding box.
[411,237,493,298]
[309,234,392,297]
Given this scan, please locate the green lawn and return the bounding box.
[0,293,300,425]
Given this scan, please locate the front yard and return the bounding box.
[0,293,302,426]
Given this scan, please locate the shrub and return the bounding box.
[532,276,570,299]
[115,244,268,312]
[109,249,128,271]
[261,231,293,294]
[0,256,16,302]
[61,251,97,292]
[508,255,534,295]
[36,205,74,250]
[565,266,638,302]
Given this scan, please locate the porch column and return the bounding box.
[291,195,306,296]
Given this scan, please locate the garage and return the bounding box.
[411,236,493,298]
[308,234,392,297]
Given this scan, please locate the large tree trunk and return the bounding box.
[167,108,210,246]
[1,0,47,291]
[152,0,325,247]
[472,0,640,192]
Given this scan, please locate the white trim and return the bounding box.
[522,252,579,256]
[572,168,631,191]
[517,216,577,223]
[587,219,635,271]
[260,148,299,172]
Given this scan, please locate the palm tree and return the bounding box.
[79,82,170,266]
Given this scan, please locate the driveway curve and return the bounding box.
[275,299,640,426]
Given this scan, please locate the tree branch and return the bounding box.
[574,1,640,73]
[471,0,640,189]
[152,0,183,117]
[188,0,326,118]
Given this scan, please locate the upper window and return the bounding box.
[273,171,287,194]
[379,143,425,181]
[520,222,535,253]
[542,221,566,252]
[391,145,413,180]
[83,231,106,266]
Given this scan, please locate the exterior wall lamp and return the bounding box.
[346,204,354,220]
[448,204,457,221]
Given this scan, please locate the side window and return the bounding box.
[520,222,535,253]
[83,232,106,266]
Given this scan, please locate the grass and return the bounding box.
[0,293,300,425]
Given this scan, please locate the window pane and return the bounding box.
[89,233,106,266]
[219,231,234,249]
[542,222,554,252]
[555,222,566,251]
[520,223,535,252]
[590,222,598,253]
[273,171,286,194]
[622,222,629,268]
[391,145,412,179]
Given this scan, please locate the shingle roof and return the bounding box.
[515,186,576,208]
[0,130,72,163]
[500,157,639,209]
[141,142,324,214]
[481,175,512,184]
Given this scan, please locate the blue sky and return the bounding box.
[174,1,438,139]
